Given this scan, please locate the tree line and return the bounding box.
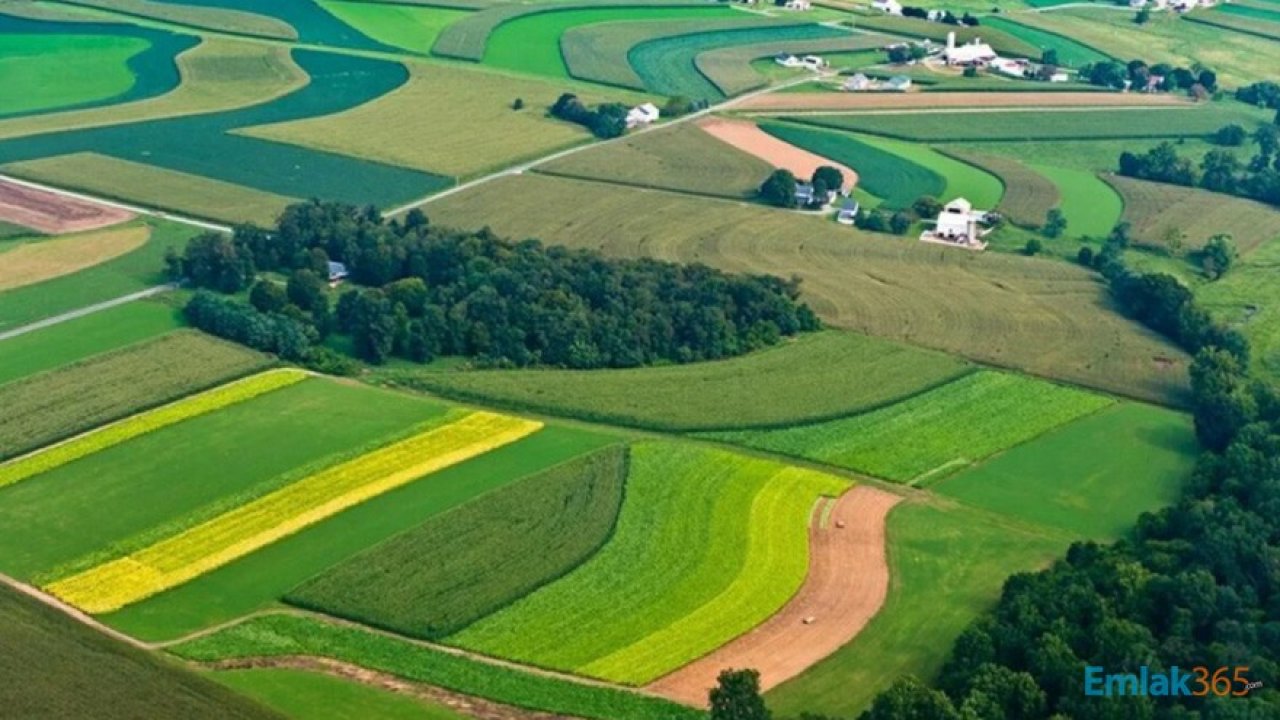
[169,201,820,370]
[1118,126,1280,208]
[1077,58,1216,97]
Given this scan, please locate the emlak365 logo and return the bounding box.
[1085,666,1263,697]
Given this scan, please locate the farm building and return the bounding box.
[795,182,837,208]
[801,55,827,70]
[921,197,990,249]
[626,103,661,128]
[991,58,1029,78]
[844,73,873,91]
[327,261,350,283]
[884,75,913,91]
[943,32,997,67]
[784,0,812,9]
[872,0,903,14]
[775,53,805,68]
[837,198,861,225]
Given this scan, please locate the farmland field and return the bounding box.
[936,403,1196,538]
[1197,238,1280,382]
[1105,174,1280,254]
[694,32,892,96]
[860,133,1003,209]
[286,445,627,638]
[0,586,278,720]
[942,150,1058,228]
[386,331,973,431]
[979,16,1110,67]
[705,371,1112,482]
[426,173,1191,405]
[1185,8,1280,42]
[0,331,268,462]
[146,0,396,51]
[51,0,297,39]
[1217,2,1280,23]
[447,442,848,684]
[538,122,773,199]
[562,16,766,89]
[316,1,468,55]
[211,669,468,720]
[172,614,703,720]
[0,223,150,292]
[1030,164,1122,239]
[849,14,1040,57]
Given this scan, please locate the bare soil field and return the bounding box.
[0,225,150,292]
[0,179,134,234]
[698,117,857,191]
[734,91,1192,112]
[645,486,902,707]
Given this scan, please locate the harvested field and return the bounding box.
[699,117,856,191]
[0,178,133,234]
[942,150,1056,228]
[648,486,901,706]
[427,173,1191,405]
[1105,174,1280,254]
[0,225,148,293]
[735,90,1189,112]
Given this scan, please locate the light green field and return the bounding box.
[384,331,973,431]
[426,173,1190,405]
[936,402,1196,538]
[942,150,1058,228]
[104,424,615,641]
[705,371,1112,483]
[318,1,468,55]
[561,16,765,89]
[1033,164,1123,239]
[0,300,182,386]
[694,32,892,96]
[448,442,848,684]
[2,153,297,227]
[861,133,1003,209]
[0,33,147,117]
[211,669,467,720]
[980,16,1110,66]
[48,0,297,39]
[1106,174,1280,254]
[1197,238,1280,382]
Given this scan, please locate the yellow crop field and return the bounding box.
[46,411,542,613]
[0,369,306,490]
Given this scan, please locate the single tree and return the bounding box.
[1200,233,1237,279]
[249,279,288,314]
[1042,208,1068,239]
[811,166,844,194]
[1042,48,1059,66]
[912,195,943,218]
[511,97,524,110]
[1024,238,1043,256]
[889,211,913,235]
[1077,245,1095,266]
[1135,7,1151,24]
[709,669,770,720]
[759,169,798,208]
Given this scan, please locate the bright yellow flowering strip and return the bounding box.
[46,411,542,614]
[0,369,307,489]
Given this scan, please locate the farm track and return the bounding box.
[645,486,902,706]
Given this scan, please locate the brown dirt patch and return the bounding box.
[735,91,1193,112]
[697,117,858,191]
[0,179,134,234]
[0,225,150,292]
[645,485,903,707]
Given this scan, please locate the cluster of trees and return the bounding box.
[886,43,928,64]
[1236,80,1280,111]
[900,6,980,25]
[1078,58,1216,96]
[1118,131,1280,207]
[550,93,628,139]
[171,201,820,368]
[759,166,845,209]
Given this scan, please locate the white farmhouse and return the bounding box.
[943,31,997,67]
[991,57,1028,78]
[921,198,991,249]
[872,0,903,14]
[844,73,873,91]
[784,0,812,9]
[883,75,913,91]
[626,103,660,128]
[801,54,826,70]
[775,53,804,68]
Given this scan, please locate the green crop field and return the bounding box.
[104,424,615,641]
[861,133,1004,208]
[172,614,703,720]
[767,501,1073,717]
[0,33,148,117]
[980,16,1111,67]
[448,442,848,684]
[562,16,763,89]
[760,122,944,208]
[1185,9,1280,42]
[695,32,892,96]
[789,105,1266,143]
[0,300,182,386]
[538,121,773,199]
[426,173,1191,405]
[384,330,973,431]
[629,23,851,100]
[1106,174,1280,254]
[1217,2,1280,22]
[850,14,1041,57]
[237,62,637,181]
[943,150,1057,228]
[55,0,297,39]
[211,669,467,720]
[287,445,627,639]
[0,331,268,461]
[137,0,395,51]
[0,586,278,720]
[1030,164,1123,239]
[706,371,1112,482]
[936,403,1197,538]
[317,1,468,55]
[0,379,445,582]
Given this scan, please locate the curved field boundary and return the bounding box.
[562,16,775,90]
[54,0,297,40]
[646,486,902,706]
[0,225,149,293]
[1103,173,1280,254]
[695,31,892,97]
[734,90,1190,112]
[45,412,543,614]
[849,14,1041,58]
[979,15,1111,66]
[1183,11,1280,42]
[940,149,1057,229]
[699,117,857,191]
[431,0,715,60]
[851,133,1002,209]
[0,369,306,490]
[0,178,133,234]
[1031,164,1121,239]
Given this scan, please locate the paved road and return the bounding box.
[0,283,176,342]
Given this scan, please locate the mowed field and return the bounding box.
[210,669,467,720]
[386,331,973,431]
[1105,174,1280,254]
[0,32,148,117]
[317,0,468,55]
[426,173,1190,405]
[0,223,150,292]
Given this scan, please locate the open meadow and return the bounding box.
[1106,174,1280,254]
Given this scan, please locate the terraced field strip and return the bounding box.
[941,150,1057,229]
[735,90,1190,111]
[979,16,1111,66]
[695,32,892,96]
[848,14,1040,57]
[0,225,149,293]
[0,178,133,234]
[1184,9,1280,42]
[0,369,304,489]
[1027,164,1120,240]
[56,0,297,39]
[316,1,468,55]
[700,117,857,191]
[648,485,901,706]
[1104,174,1280,254]
[46,412,542,614]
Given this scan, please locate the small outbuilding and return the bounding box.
[883,75,913,92]
[844,73,872,91]
[327,261,350,283]
[837,198,861,225]
[626,103,660,128]
[872,0,903,14]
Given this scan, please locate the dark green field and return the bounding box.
[152,0,395,50]
[211,669,466,720]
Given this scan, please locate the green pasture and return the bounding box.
[1107,173,1280,254]
[317,0,468,55]
[104,424,615,642]
[1032,164,1122,239]
[629,23,851,100]
[760,122,944,208]
[0,300,182,386]
[212,669,467,720]
[562,16,763,89]
[0,586,277,720]
[287,446,627,639]
[980,16,1111,66]
[0,331,268,461]
[767,501,1072,717]
[448,442,847,684]
[1197,238,1280,382]
[388,330,973,431]
[863,133,1003,208]
[173,614,703,720]
[705,371,1112,483]
[937,403,1196,538]
[1186,8,1280,42]
[150,0,394,51]
[942,150,1058,228]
